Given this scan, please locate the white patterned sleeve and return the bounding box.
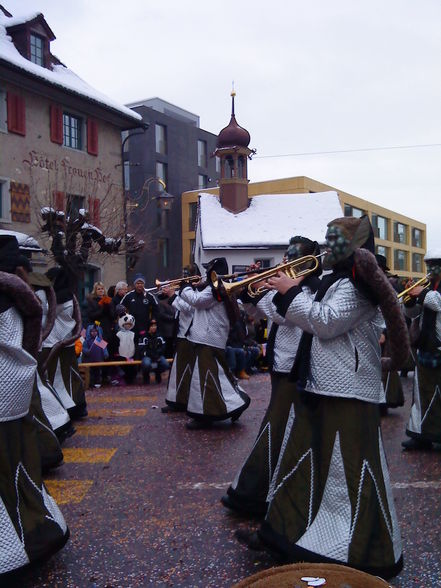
[423,290,441,312]
[285,279,375,339]
[179,286,217,310]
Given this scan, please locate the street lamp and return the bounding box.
[127,177,174,213]
[121,125,148,276]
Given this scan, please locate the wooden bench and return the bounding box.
[78,359,172,389]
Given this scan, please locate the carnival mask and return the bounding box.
[324,225,350,269]
[427,262,441,279]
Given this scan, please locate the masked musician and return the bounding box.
[161,280,197,413]
[235,216,407,580]
[179,257,250,429]
[221,236,322,517]
[401,249,441,450]
[0,235,69,580]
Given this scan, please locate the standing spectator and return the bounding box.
[112,280,128,315]
[157,292,178,359]
[86,282,114,348]
[137,319,170,384]
[121,274,159,345]
[86,282,115,377]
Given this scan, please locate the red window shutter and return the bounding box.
[93,198,100,227]
[7,92,26,136]
[53,191,65,211]
[87,119,98,156]
[50,104,63,144]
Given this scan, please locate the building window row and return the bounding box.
[0,93,99,155]
[344,203,424,250]
[379,247,424,274]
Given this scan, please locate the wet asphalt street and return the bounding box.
[17,372,441,588]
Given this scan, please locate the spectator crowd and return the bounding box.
[77,272,268,388]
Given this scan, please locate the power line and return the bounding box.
[254,143,441,159]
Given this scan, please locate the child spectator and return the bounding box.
[115,314,137,385]
[81,322,109,388]
[137,319,170,384]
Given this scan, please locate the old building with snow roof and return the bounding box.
[182,93,427,279]
[0,6,144,299]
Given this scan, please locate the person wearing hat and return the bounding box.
[120,273,159,353]
[179,257,251,429]
[236,216,407,580]
[401,248,441,450]
[222,236,322,518]
[0,235,69,580]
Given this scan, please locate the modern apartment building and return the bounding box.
[123,98,220,286]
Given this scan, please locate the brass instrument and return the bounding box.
[212,254,323,298]
[397,274,431,304]
[145,275,201,293]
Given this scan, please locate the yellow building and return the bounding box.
[182,175,426,278]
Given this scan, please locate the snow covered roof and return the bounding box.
[1,11,43,28]
[0,12,141,123]
[0,229,42,251]
[198,191,343,248]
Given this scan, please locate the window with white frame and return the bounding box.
[63,112,83,149]
[0,178,11,221]
[0,87,7,132]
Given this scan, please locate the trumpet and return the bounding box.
[145,275,201,293]
[397,274,431,304]
[212,253,323,298]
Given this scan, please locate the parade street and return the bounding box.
[19,373,440,588]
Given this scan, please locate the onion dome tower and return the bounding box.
[214,90,255,214]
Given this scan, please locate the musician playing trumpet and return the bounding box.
[235,215,407,580]
[222,236,322,518]
[401,250,441,450]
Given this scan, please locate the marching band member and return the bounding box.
[161,282,196,413]
[180,257,250,429]
[222,236,322,517]
[40,267,86,419]
[0,235,69,581]
[236,216,408,580]
[402,249,441,450]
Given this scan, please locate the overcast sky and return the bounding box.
[12,0,441,249]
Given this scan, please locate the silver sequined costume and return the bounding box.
[180,285,250,421]
[259,277,403,579]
